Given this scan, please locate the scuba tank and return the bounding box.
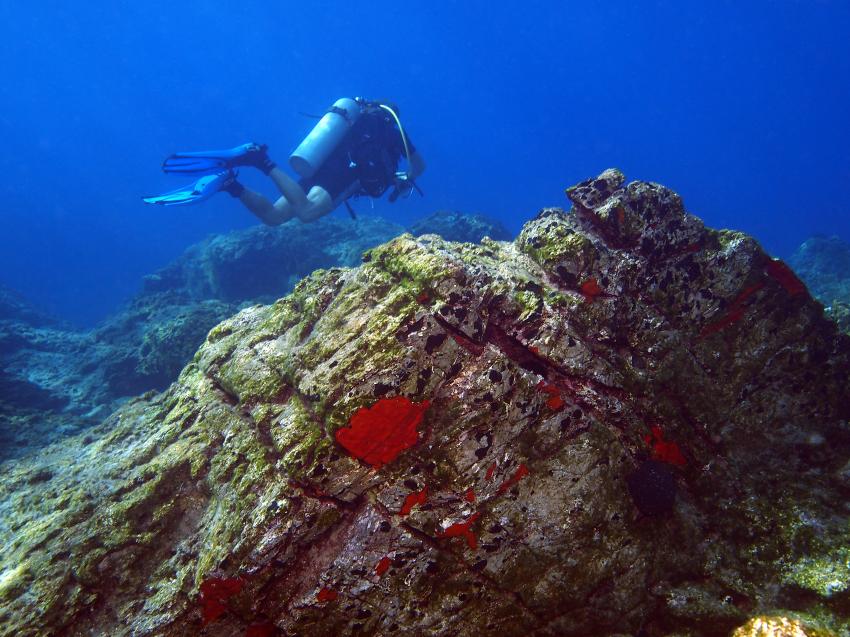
[289,97,362,178]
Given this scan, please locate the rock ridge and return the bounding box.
[0,170,848,636]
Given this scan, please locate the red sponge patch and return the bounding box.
[336,397,430,468]
[199,576,244,626]
[644,425,686,467]
[400,486,428,516]
[765,259,806,296]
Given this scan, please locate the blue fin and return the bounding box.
[143,170,231,206]
[161,143,260,174]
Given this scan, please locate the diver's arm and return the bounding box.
[407,150,425,180]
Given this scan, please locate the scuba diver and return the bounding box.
[144,97,425,224]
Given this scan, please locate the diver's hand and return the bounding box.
[389,171,413,202]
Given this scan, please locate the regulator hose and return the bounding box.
[378,103,412,169]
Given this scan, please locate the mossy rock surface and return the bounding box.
[2,171,849,636]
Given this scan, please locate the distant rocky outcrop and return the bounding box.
[0,285,108,455]
[0,283,58,328]
[409,210,511,244]
[1,171,847,636]
[790,235,850,334]
[139,216,406,304]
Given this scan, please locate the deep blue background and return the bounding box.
[1,1,848,326]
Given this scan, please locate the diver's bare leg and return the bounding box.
[237,188,295,225]
[233,166,332,225]
[235,166,309,225]
[295,186,335,222]
[237,185,332,225]
[267,167,310,210]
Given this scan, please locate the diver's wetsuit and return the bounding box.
[298,105,414,204]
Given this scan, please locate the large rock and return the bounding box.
[1,171,848,636]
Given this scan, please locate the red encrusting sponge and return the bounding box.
[335,396,430,468]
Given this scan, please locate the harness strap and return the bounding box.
[328,105,354,124]
[344,199,357,219]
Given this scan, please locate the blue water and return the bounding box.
[1,1,848,327]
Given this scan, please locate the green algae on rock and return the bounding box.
[1,171,849,636]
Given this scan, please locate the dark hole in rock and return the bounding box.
[626,460,677,516]
[424,333,447,354]
[373,383,393,397]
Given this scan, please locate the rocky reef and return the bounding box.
[91,216,408,398]
[1,172,848,636]
[0,214,502,461]
[790,236,850,335]
[0,284,115,455]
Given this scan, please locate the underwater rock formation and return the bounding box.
[0,283,58,328]
[1,171,849,636]
[139,216,405,304]
[790,235,850,334]
[0,214,502,461]
[408,210,512,244]
[0,288,110,457]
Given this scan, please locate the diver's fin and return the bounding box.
[143,170,232,206]
[161,142,266,174]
